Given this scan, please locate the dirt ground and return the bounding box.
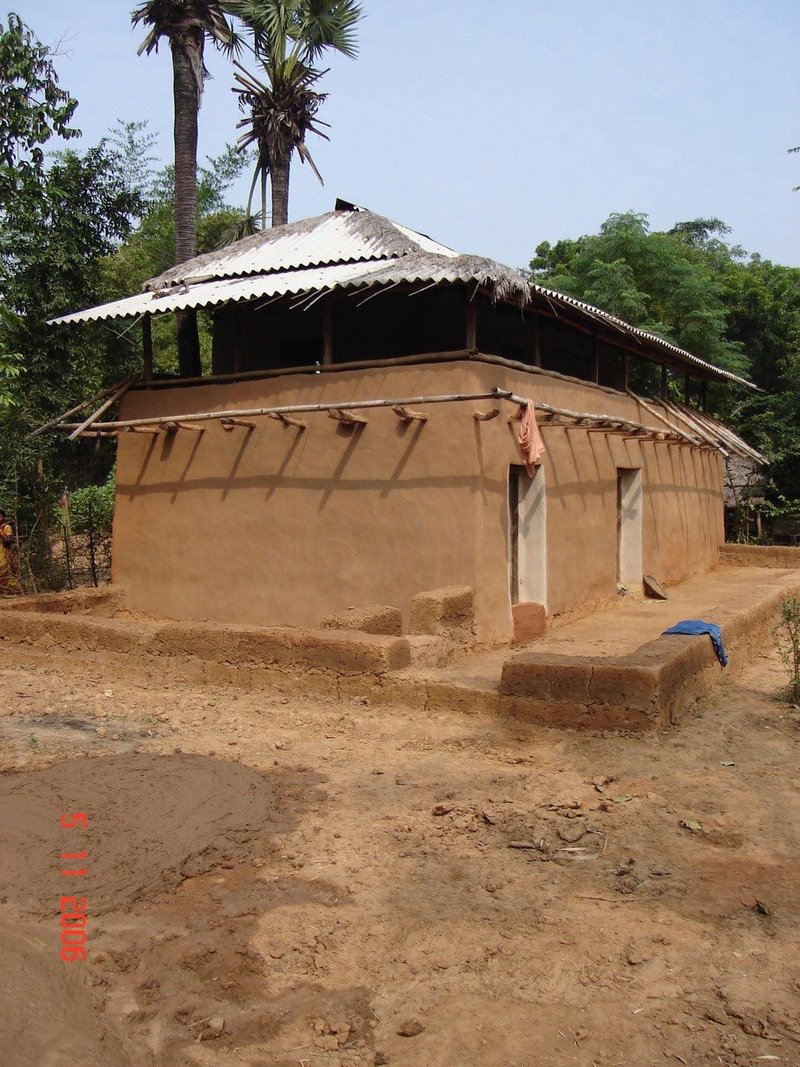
[1,641,799,1067]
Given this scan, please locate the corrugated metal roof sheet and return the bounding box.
[530,284,757,390]
[145,209,459,289]
[48,204,758,391]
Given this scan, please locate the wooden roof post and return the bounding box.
[323,298,334,365]
[142,313,153,382]
[684,375,691,405]
[592,334,600,384]
[700,380,708,412]
[533,316,541,367]
[466,296,477,353]
[622,352,629,392]
[660,364,668,399]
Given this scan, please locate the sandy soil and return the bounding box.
[0,642,799,1067]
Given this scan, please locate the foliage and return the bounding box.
[101,132,254,373]
[227,0,363,225]
[132,0,241,85]
[0,13,79,201]
[529,212,747,377]
[0,15,146,585]
[0,139,142,578]
[529,212,800,502]
[132,1,243,375]
[774,597,800,703]
[60,470,116,534]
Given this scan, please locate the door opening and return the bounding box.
[617,468,643,586]
[509,465,547,609]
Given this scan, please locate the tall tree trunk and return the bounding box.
[270,148,291,228]
[171,34,202,377]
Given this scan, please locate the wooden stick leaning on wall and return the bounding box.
[658,400,728,455]
[626,390,704,447]
[68,378,139,441]
[30,375,139,438]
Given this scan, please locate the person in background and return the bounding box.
[0,508,22,595]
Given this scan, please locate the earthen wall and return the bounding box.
[112,359,724,643]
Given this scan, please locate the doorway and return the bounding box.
[617,468,643,586]
[509,465,547,608]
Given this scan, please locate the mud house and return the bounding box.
[49,202,763,645]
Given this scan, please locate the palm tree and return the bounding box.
[226,0,362,228]
[132,1,240,375]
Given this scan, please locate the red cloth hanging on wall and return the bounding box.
[517,399,545,475]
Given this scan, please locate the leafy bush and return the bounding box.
[774,596,800,703]
[59,469,115,534]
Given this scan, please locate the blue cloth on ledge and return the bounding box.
[661,619,728,667]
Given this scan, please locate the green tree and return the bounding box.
[0,12,79,203]
[0,142,142,583]
[102,136,254,374]
[529,211,747,377]
[529,212,800,506]
[227,0,363,227]
[132,1,240,375]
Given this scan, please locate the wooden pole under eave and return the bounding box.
[466,298,478,353]
[660,364,668,399]
[142,314,154,382]
[322,299,334,365]
[622,352,629,392]
[684,375,691,405]
[700,380,708,412]
[532,316,541,367]
[592,335,600,384]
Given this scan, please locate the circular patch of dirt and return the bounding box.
[0,752,309,916]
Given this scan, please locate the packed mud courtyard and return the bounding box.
[1,640,798,1067]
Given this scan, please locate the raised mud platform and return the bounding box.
[1,549,799,730]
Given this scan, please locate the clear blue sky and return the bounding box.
[13,0,800,268]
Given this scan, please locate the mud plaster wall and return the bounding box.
[112,360,723,644]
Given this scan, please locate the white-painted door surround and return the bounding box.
[617,467,643,585]
[509,465,547,610]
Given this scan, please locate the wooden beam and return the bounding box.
[660,364,668,399]
[532,316,541,368]
[159,421,206,433]
[473,408,500,422]
[592,335,600,384]
[626,390,702,446]
[267,411,306,429]
[328,408,368,427]
[30,375,139,438]
[622,352,629,392]
[142,313,154,382]
[323,299,333,365]
[393,406,429,422]
[68,378,137,441]
[684,375,691,404]
[221,417,256,431]
[466,298,478,352]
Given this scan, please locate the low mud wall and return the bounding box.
[499,577,800,730]
[0,608,411,689]
[720,543,800,569]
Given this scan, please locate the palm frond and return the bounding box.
[132,1,242,59]
[295,0,363,62]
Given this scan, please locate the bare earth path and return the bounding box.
[0,642,798,1067]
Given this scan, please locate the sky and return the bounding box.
[13,0,800,269]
